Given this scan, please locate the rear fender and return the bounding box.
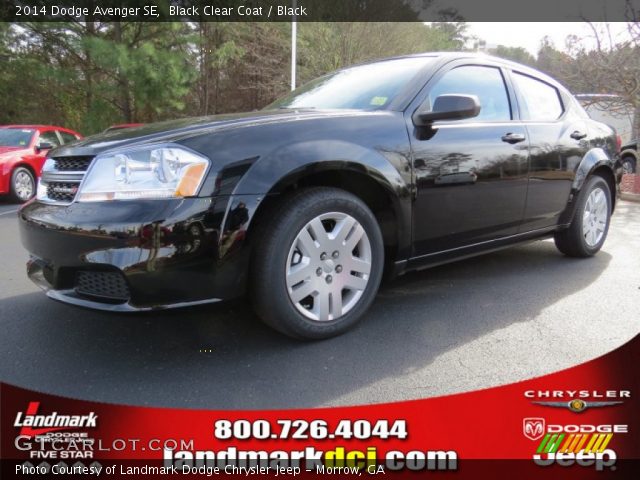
[621,148,638,163]
[558,148,616,225]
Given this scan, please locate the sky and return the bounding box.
[465,22,633,56]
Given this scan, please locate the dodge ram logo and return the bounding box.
[523,418,545,441]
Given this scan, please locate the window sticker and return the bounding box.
[370,96,388,106]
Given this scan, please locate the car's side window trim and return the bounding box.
[34,131,45,147]
[508,69,566,123]
[55,130,65,145]
[500,66,523,121]
[36,129,61,148]
[58,130,78,145]
[410,61,518,125]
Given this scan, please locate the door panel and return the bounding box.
[509,70,590,231]
[409,64,529,257]
[521,120,588,230]
[412,123,529,255]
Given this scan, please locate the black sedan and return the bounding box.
[19,53,621,339]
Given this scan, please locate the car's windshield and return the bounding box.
[268,57,435,111]
[0,128,34,147]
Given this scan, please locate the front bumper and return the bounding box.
[19,195,260,310]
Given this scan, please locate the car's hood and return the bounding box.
[0,146,29,160]
[0,146,24,154]
[50,109,379,157]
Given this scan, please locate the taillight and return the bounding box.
[615,134,622,153]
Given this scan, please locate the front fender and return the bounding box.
[232,140,410,197]
[231,140,413,260]
[0,161,12,193]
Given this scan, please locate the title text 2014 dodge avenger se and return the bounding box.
[19,53,622,339]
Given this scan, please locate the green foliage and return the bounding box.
[0,21,486,134]
[492,45,536,67]
[296,22,468,84]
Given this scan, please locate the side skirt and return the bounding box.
[394,226,563,276]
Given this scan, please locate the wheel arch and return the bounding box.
[245,160,411,266]
[572,148,617,209]
[12,162,37,179]
[620,148,638,166]
[558,148,617,226]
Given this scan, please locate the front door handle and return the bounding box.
[501,133,526,144]
[570,130,587,140]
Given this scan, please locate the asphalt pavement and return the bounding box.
[0,198,638,409]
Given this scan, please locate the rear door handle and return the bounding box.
[501,133,526,144]
[570,130,587,140]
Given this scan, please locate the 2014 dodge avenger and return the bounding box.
[19,53,621,339]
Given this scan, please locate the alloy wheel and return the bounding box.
[582,187,608,247]
[285,212,372,322]
[14,171,34,201]
[622,160,635,174]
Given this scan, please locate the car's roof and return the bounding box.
[575,93,622,99]
[380,51,530,68]
[107,123,144,129]
[0,124,74,131]
[362,51,566,91]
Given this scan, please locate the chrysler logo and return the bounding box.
[523,417,545,441]
[532,400,623,413]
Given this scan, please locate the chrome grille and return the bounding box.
[46,183,79,203]
[54,156,93,172]
[38,155,94,204]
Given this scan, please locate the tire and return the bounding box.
[8,167,36,203]
[251,187,384,339]
[554,175,611,257]
[621,156,636,174]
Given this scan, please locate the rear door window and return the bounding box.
[513,72,564,121]
[37,130,61,148]
[59,131,79,144]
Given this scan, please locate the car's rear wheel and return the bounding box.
[621,156,636,174]
[554,175,611,257]
[251,187,384,339]
[9,167,36,203]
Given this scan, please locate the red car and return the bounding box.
[0,125,82,203]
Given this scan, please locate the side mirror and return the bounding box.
[36,142,54,152]
[413,94,481,126]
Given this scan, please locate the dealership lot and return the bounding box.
[0,199,638,409]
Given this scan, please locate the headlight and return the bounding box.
[77,145,209,202]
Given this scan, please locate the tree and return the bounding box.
[1,22,196,133]
[0,21,473,133]
[492,45,536,67]
[564,23,640,137]
[296,22,469,85]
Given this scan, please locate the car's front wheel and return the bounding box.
[554,175,611,257]
[9,167,36,203]
[251,187,384,339]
